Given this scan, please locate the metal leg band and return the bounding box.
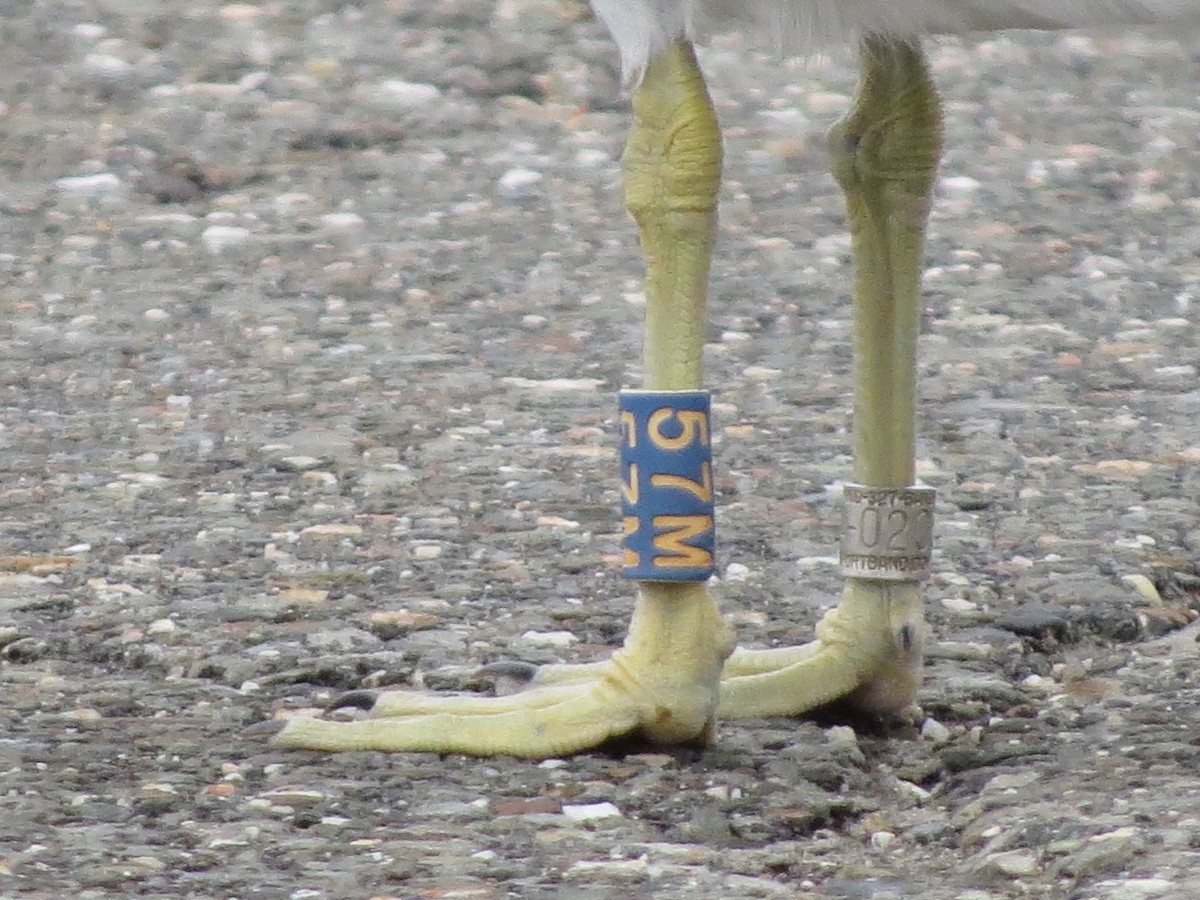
[839,483,934,582]
[619,390,716,582]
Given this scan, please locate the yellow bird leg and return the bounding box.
[836,37,940,491]
[531,40,941,723]
[273,41,733,757]
[718,38,941,719]
[625,41,722,392]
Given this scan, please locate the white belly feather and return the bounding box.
[590,0,1199,76]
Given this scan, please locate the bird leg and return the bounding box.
[716,38,941,717]
[536,40,941,719]
[272,41,734,757]
[517,40,939,721]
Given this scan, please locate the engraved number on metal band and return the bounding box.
[840,484,935,582]
[854,503,931,553]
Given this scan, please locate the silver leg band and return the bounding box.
[839,483,935,582]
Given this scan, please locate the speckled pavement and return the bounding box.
[1,2,1198,897]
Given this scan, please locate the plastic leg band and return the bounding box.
[839,483,935,581]
[619,390,716,582]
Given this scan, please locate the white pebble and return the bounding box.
[1092,878,1176,899]
[519,630,578,648]
[81,53,132,78]
[984,850,1039,877]
[72,23,108,40]
[742,365,782,381]
[562,801,622,822]
[1022,674,1053,694]
[826,725,858,748]
[359,79,440,111]
[896,779,931,802]
[274,192,316,214]
[147,618,177,635]
[1153,364,1196,378]
[1120,574,1161,605]
[201,225,252,254]
[921,718,951,744]
[319,212,365,232]
[56,172,125,200]
[574,148,611,168]
[278,455,321,471]
[941,175,981,195]
[498,167,543,199]
[724,562,751,582]
[870,830,896,851]
[940,597,978,614]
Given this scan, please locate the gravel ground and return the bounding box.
[2,2,1199,898]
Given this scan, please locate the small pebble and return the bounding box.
[258,789,327,809]
[277,455,322,471]
[742,365,782,381]
[358,78,440,111]
[562,801,622,822]
[498,167,543,199]
[870,830,896,851]
[278,588,329,604]
[319,212,365,233]
[519,630,578,648]
[981,849,1039,877]
[81,52,132,78]
[827,725,859,749]
[300,523,363,538]
[72,22,107,40]
[201,224,252,253]
[1091,878,1176,899]
[940,597,979,614]
[1120,574,1162,605]
[724,562,751,582]
[921,718,951,744]
[574,148,611,168]
[56,172,126,200]
[942,175,982,194]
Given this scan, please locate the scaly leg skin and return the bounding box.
[535,39,942,721]
[718,38,941,718]
[273,42,734,757]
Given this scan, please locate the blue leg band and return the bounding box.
[618,390,716,582]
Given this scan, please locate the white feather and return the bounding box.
[590,0,1200,77]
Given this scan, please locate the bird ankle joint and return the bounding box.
[839,483,934,582]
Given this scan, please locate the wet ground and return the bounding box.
[1,1,1199,897]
